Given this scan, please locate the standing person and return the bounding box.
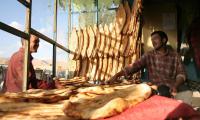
[4,34,62,93]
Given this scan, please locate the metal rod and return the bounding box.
[71,7,117,14]
[52,0,58,77]
[17,0,30,8]
[0,21,29,40]
[30,28,73,54]
[23,0,32,92]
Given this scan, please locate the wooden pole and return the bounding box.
[96,0,99,25]
[68,0,71,49]
[53,0,58,78]
[17,0,30,8]
[23,0,32,91]
[0,21,29,40]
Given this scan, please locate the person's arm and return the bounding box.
[30,78,38,89]
[106,70,125,84]
[171,54,186,95]
[14,56,24,90]
[107,54,147,84]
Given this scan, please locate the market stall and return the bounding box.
[0,0,200,120]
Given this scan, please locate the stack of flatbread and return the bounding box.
[58,77,95,87]
[63,84,152,119]
[0,88,77,120]
[0,88,73,103]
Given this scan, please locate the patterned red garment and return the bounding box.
[123,49,186,87]
[4,48,57,92]
[4,48,38,92]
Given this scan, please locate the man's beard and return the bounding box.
[154,43,165,51]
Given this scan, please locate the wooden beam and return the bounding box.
[0,21,29,40]
[30,28,73,54]
[17,0,30,8]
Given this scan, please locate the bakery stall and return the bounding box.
[0,0,200,120]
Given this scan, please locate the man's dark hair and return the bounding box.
[151,31,168,43]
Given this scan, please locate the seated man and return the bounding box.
[107,31,192,104]
[4,34,62,93]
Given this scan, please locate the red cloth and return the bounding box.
[36,80,55,89]
[104,95,200,120]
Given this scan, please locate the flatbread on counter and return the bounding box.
[0,101,75,120]
[0,88,73,103]
[63,84,152,119]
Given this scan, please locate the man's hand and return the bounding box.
[170,86,177,97]
[106,70,125,84]
[106,74,119,84]
[171,76,185,97]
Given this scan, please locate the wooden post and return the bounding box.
[68,0,71,49]
[96,0,99,25]
[23,0,32,92]
[53,0,58,78]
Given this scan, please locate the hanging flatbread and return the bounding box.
[92,25,101,58]
[104,24,111,56]
[75,29,84,59]
[98,24,106,58]
[86,58,94,79]
[114,3,126,34]
[119,35,129,56]
[79,57,89,77]
[95,57,103,82]
[101,57,109,81]
[87,26,96,58]
[129,22,140,56]
[89,58,99,81]
[105,57,113,80]
[114,33,122,57]
[118,56,125,72]
[127,0,142,34]
[111,57,119,77]
[81,27,89,58]
[122,1,131,34]
[124,56,131,67]
[109,23,116,57]
[125,34,133,56]
[69,28,78,60]
[73,59,81,77]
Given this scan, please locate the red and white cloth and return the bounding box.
[104,95,200,120]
